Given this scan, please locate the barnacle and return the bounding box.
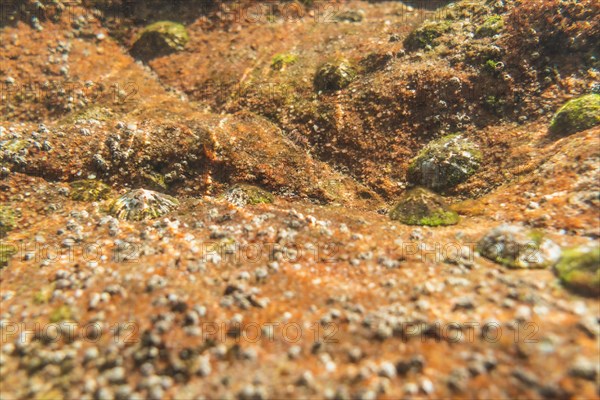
[109,189,179,221]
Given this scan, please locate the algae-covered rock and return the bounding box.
[407,134,481,192]
[110,189,179,221]
[475,15,504,38]
[224,184,274,207]
[549,94,600,136]
[403,20,453,51]
[554,245,599,297]
[314,58,357,92]
[389,187,459,226]
[131,21,189,60]
[69,180,112,202]
[0,205,17,237]
[478,224,561,269]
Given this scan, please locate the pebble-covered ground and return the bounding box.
[1,1,599,399]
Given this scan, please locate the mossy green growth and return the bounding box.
[0,205,18,238]
[143,171,168,190]
[132,21,189,60]
[389,187,459,226]
[69,180,112,202]
[403,20,453,51]
[314,58,357,92]
[484,59,501,72]
[33,289,52,305]
[60,106,115,125]
[407,134,482,191]
[554,245,600,297]
[0,242,17,268]
[0,139,29,154]
[49,305,73,323]
[549,94,600,136]
[271,53,298,71]
[224,184,274,207]
[476,15,504,38]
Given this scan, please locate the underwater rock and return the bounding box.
[554,245,600,297]
[478,224,561,269]
[109,189,179,221]
[389,187,459,226]
[407,134,481,192]
[549,94,600,136]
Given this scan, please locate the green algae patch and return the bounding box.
[549,94,600,136]
[0,242,17,268]
[49,305,73,323]
[476,15,504,38]
[314,58,357,92]
[33,289,52,305]
[389,187,459,226]
[407,134,481,192]
[69,180,112,202]
[132,21,189,60]
[60,106,115,125]
[271,53,298,71]
[142,171,168,191]
[0,205,18,238]
[554,245,600,297]
[224,184,274,207]
[0,139,29,154]
[404,20,453,51]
